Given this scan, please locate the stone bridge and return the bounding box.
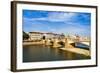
[42,38,90,49]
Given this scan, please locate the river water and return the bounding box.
[23,45,90,62]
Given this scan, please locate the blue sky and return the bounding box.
[23,10,91,37]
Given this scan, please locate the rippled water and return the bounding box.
[23,45,90,62]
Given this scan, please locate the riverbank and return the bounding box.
[59,48,90,56]
[23,41,43,45]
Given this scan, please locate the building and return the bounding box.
[28,31,64,41]
[29,32,43,40]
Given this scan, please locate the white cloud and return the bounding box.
[23,12,90,37]
[53,23,90,36]
[46,12,76,22]
[23,12,77,22]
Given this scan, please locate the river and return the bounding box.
[23,45,90,62]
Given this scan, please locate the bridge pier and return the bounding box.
[53,39,60,48]
[42,39,46,45]
[45,39,52,46]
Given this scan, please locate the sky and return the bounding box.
[23,10,91,37]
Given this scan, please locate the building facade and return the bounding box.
[28,31,64,41]
[29,32,43,40]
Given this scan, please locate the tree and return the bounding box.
[23,31,29,40]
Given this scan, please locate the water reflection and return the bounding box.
[23,45,90,62]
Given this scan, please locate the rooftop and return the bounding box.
[29,31,62,35]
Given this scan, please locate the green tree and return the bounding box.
[23,31,29,40]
